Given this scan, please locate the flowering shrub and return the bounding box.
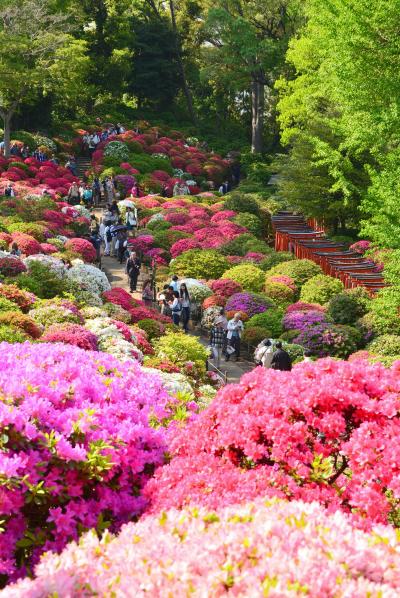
[286,301,326,313]
[179,279,212,304]
[293,323,360,357]
[209,278,242,298]
[0,343,168,582]
[350,240,371,254]
[24,254,67,278]
[169,237,200,258]
[201,306,224,330]
[300,274,344,305]
[267,274,297,292]
[65,238,96,263]
[10,233,41,256]
[40,242,58,254]
[225,292,274,318]
[0,284,35,311]
[104,140,129,161]
[41,323,98,350]
[202,294,226,309]
[14,497,400,598]
[0,311,41,339]
[29,302,83,328]
[103,287,137,312]
[146,358,400,527]
[172,249,229,280]
[264,281,295,304]
[247,309,284,338]
[283,309,329,332]
[0,256,26,277]
[267,259,322,288]
[129,306,159,324]
[67,264,111,296]
[222,264,265,292]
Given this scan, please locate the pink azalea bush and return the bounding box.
[350,240,372,255]
[146,358,400,526]
[170,238,200,258]
[209,278,243,298]
[41,323,98,351]
[65,238,96,263]
[0,343,168,583]
[8,498,400,597]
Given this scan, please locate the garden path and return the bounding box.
[99,254,254,384]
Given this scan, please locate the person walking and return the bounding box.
[116,229,128,264]
[126,251,141,292]
[270,342,292,371]
[92,177,101,205]
[254,339,274,368]
[125,207,137,231]
[209,317,227,367]
[226,312,244,362]
[179,282,191,333]
[169,291,182,326]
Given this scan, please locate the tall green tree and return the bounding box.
[128,14,181,109]
[276,0,400,241]
[0,0,89,156]
[203,0,301,152]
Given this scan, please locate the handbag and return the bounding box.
[226,345,236,356]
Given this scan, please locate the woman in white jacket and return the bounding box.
[254,339,274,368]
[226,313,244,362]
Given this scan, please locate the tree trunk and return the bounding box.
[169,0,197,125]
[251,79,264,154]
[1,111,13,159]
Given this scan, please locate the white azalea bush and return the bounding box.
[24,254,67,278]
[67,264,111,295]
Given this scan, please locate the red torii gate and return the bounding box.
[271,212,385,294]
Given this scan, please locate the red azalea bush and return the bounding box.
[103,287,138,311]
[41,323,98,351]
[0,256,26,277]
[286,301,326,313]
[130,306,161,324]
[11,233,42,256]
[209,279,243,298]
[65,238,97,263]
[146,358,400,526]
[203,294,226,309]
